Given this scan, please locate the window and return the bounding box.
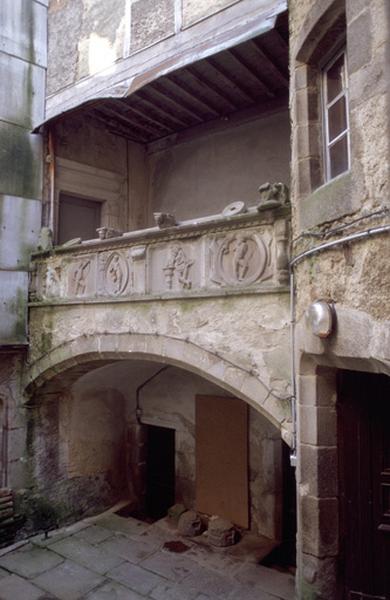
[58,194,102,244]
[322,50,350,181]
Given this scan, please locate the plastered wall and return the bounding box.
[148,110,290,220]
[38,360,282,539]
[47,0,243,96]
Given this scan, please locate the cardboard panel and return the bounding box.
[195,395,248,528]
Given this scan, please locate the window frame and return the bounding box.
[322,49,350,182]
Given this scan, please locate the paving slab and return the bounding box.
[234,563,295,600]
[85,580,145,599]
[0,573,49,600]
[73,525,114,545]
[139,550,199,582]
[91,514,148,537]
[182,567,239,599]
[98,533,156,564]
[108,561,167,596]
[32,559,104,600]
[49,536,124,575]
[0,544,64,578]
[150,579,201,600]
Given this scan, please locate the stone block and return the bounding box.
[347,9,372,74]
[131,0,175,53]
[6,427,27,463]
[182,0,239,28]
[0,54,45,128]
[0,271,28,345]
[300,553,338,600]
[0,0,47,67]
[299,444,338,497]
[0,196,41,269]
[300,495,338,557]
[0,122,43,200]
[299,405,337,447]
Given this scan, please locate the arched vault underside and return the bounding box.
[25,331,293,445]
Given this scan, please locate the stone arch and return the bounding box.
[25,332,292,444]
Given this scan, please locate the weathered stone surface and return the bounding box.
[0,574,46,600]
[178,510,202,537]
[0,0,47,67]
[0,545,63,578]
[131,0,175,53]
[208,517,236,547]
[0,54,45,128]
[32,559,104,600]
[0,271,28,344]
[0,196,41,270]
[0,122,42,200]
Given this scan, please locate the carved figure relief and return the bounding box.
[163,245,194,290]
[211,233,270,287]
[71,259,91,296]
[45,265,62,297]
[104,252,129,295]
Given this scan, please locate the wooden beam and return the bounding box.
[148,82,204,123]
[186,65,239,111]
[250,39,289,88]
[165,73,221,117]
[206,57,257,104]
[227,48,275,98]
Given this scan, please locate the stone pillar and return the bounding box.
[296,367,339,599]
[0,0,47,344]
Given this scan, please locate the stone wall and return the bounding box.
[50,108,290,231]
[290,0,390,322]
[0,0,47,343]
[289,1,390,598]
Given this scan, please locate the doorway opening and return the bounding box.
[145,425,175,520]
[338,370,390,600]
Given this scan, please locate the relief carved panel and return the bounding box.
[210,232,272,287]
[68,256,96,298]
[103,252,129,296]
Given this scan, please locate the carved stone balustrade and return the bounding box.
[29,207,290,305]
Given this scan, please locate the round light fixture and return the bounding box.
[305,300,335,338]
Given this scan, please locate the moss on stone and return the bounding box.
[0,123,41,199]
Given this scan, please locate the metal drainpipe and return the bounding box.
[135,366,169,423]
[288,223,390,465]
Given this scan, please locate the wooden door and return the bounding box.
[195,395,248,528]
[338,371,390,600]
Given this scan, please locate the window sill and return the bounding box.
[298,172,358,231]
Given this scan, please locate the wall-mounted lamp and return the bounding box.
[305,300,335,338]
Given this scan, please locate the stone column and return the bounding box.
[0,0,47,491]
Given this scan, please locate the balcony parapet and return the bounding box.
[29,205,290,306]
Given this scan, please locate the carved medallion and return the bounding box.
[212,234,268,286]
[163,245,194,290]
[104,252,129,295]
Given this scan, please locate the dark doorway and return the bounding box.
[58,194,101,244]
[338,370,390,600]
[262,441,296,569]
[145,425,175,520]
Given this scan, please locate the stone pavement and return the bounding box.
[0,508,295,600]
